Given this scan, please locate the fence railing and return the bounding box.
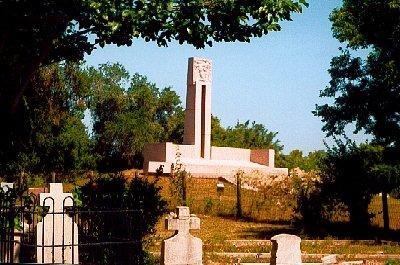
[0,189,143,264]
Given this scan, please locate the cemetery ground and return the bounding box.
[146,177,400,264]
[57,172,400,264]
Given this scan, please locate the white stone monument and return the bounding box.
[36,183,78,264]
[144,57,288,180]
[270,234,302,265]
[183,57,212,160]
[161,206,202,265]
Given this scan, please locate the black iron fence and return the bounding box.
[0,189,144,264]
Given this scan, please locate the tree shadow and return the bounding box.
[225,217,400,241]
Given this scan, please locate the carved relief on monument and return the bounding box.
[193,58,212,83]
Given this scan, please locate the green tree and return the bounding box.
[280,150,326,171]
[77,174,166,264]
[212,119,283,152]
[320,141,384,229]
[314,0,400,147]
[281,150,305,170]
[0,63,96,177]
[211,116,227,147]
[89,63,184,170]
[1,0,308,116]
[314,0,400,229]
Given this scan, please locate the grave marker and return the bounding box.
[36,183,78,264]
[270,234,302,265]
[161,206,202,265]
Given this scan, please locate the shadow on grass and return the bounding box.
[217,212,294,225]
[301,222,400,241]
[216,214,400,241]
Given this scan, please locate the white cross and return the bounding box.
[39,183,73,212]
[165,206,200,235]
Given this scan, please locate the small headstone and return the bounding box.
[161,206,202,265]
[322,254,338,264]
[1,182,14,192]
[36,183,78,264]
[270,234,301,265]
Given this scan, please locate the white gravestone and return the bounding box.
[161,206,202,265]
[1,182,14,192]
[322,254,338,264]
[36,183,78,264]
[270,234,302,265]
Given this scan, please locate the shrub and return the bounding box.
[204,197,214,214]
[242,170,297,221]
[77,174,166,264]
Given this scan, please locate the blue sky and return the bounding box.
[84,0,369,154]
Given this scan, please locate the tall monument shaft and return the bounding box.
[183,57,212,159]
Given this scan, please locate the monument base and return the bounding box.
[144,142,288,182]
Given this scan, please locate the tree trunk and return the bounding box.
[182,172,187,206]
[236,172,242,218]
[349,198,370,231]
[10,39,53,114]
[382,192,390,231]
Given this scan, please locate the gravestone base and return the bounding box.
[162,234,202,265]
[161,206,202,265]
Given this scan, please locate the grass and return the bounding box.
[370,195,400,230]
[146,213,400,264]
[152,175,295,222]
[143,175,400,263]
[22,172,400,264]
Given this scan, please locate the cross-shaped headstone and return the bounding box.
[36,183,78,264]
[39,183,73,212]
[1,182,14,192]
[161,206,202,265]
[165,206,200,234]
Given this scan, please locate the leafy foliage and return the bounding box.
[77,174,166,264]
[314,1,400,220]
[89,63,184,170]
[0,63,96,177]
[319,141,385,228]
[211,117,283,152]
[279,150,326,171]
[0,0,308,116]
[314,0,400,148]
[1,0,308,175]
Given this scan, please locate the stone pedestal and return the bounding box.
[161,206,202,265]
[270,234,301,265]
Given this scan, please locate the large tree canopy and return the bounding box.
[211,117,283,152]
[314,0,400,147]
[0,63,96,177]
[0,0,308,114]
[314,0,400,229]
[89,63,184,170]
